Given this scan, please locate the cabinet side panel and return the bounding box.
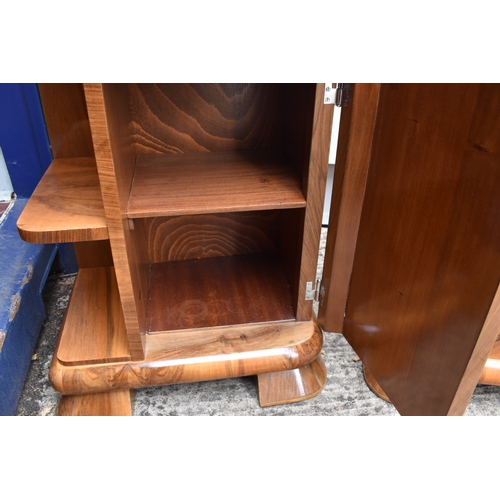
[38,84,95,159]
[295,85,334,321]
[344,84,500,415]
[84,84,146,359]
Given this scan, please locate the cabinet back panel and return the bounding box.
[128,84,284,154]
[137,211,280,263]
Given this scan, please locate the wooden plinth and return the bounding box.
[49,265,325,414]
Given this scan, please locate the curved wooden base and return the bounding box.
[363,364,392,403]
[257,355,327,407]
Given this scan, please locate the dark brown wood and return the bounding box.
[49,318,323,396]
[147,253,295,332]
[73,240,114,268]
[16,157,108,244]
[128,84,284,154]
[258,355,327,406]
[38,84,95,159]
[128,150,306,218]
[56,267,131,366]
[363,365,391,403]
[342,83,500,415]
[318,84,380,333]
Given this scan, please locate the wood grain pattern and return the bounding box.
[84,84,146,359]
[56,267,131,366]
[147,253,295,332]
[128,150,306,218]
[318,84,380,333]
[342,84,500,415]
[49,318,323,395]
[57,390,134,416]
[257,355,327,406]
[137,211,279,262]
[38,84,95,159]
[295,85,334,321]
[128,84,283,153]
[16,157,108,243]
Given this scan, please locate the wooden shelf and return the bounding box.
[127,150,306,218]
[56,267,131,366]
[147,253,295,332]
[17,157,108,243]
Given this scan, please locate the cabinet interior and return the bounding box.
[100,83,317,332]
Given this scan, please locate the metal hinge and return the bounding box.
[324,83,350,107]
[305,279,326,305]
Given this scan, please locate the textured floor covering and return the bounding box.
[15,229,500,416]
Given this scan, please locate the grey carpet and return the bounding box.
[15,229,500,416]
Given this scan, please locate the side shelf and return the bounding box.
[17,157,108,243]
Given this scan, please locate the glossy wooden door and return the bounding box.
[319,83,500,415]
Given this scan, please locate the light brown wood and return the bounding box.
[49,318,323,395]
[258,355,327,406]
[56,267,130,366]
[57,390,134,416]
[84,83,146,360]
[295,84,335,321]
[136,212,279,262]
[318,84,380,333]
[128,150,306,218]
[16,157,108,244]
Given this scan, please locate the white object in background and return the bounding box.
[0,148,15,202]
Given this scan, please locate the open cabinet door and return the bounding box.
[318,83,500,415]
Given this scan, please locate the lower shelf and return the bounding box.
[147,253,295,332]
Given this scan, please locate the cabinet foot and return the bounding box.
[257,355,327,407]
[56,389,134,416]
[362,365,392,403]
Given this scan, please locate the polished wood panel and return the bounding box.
[147,253,295,332]
[38,84,94,159]
[16,158,108,243]
[57,390,134,416]
[128,150,306,218]
[73,240,114,268]
[258,355,327,406]
[137,212,279,262]
[318,84,380,333]
[343,84,500,415]
[295,85,334,321]
[84,83,146,359]
[56,267,130,366]
[49,318,323,395]
[363,365,391,403]
[128,84,283,154]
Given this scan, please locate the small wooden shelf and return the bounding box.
[17,157,108,243]
[127,150,307,218]
[147,253,295,332]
